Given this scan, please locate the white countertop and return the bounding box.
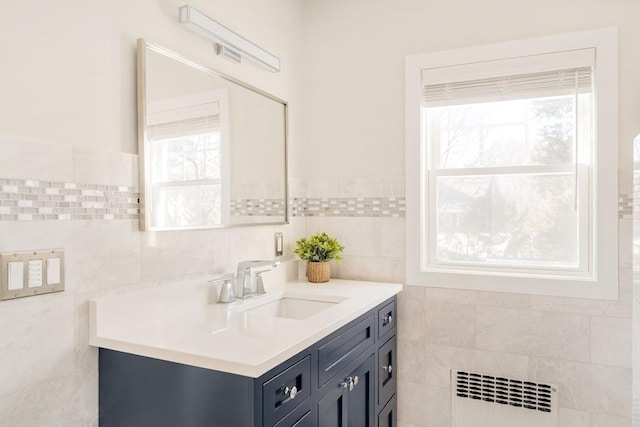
[89,277,402,378]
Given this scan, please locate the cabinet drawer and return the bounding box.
[263,356,311,427]
[378,394,397,427]
[378,335,396,407]
[317,314,375,386]
[378,300,396,340]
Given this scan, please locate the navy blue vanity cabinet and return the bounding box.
[98,296,398,427]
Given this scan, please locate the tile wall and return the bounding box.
[0,136,634,427]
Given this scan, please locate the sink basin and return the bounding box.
[235,294,345,320]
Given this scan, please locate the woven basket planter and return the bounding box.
[307,261,331,283]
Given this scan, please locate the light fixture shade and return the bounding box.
[179,5,281,73]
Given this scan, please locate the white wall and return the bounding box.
[0,1,303,426]
[301,1,639,426]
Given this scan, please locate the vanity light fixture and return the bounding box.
[178,5,280,72]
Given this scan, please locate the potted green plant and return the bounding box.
[294,232,345,283]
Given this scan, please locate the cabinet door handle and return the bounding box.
[284,386,298,400]
[341,376,358,392]
[382,364,393,374]
[382,314,393,325]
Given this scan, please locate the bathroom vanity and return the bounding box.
[90,278,401,427]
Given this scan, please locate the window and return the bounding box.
[425,66,592,274]
[405,28,618,299]
[146,90,230,229]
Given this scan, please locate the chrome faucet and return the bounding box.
[235,260,280,298]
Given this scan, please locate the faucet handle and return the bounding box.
[255,270,269,295]
[208,273,235,284]
[209,274,236,303]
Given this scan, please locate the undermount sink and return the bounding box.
[234,294,346,320]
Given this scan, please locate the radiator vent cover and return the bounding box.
[455,370,553,412]
[452,370,558,427]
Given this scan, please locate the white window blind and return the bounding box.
[423,67,592,106]
[147,115,220,141]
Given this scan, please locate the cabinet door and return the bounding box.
[317,382,346,427]
[273,406,313,427]
[317,354,375,427]
[347,353,375,427]
[378,336,396,407]
[377,395,397,427]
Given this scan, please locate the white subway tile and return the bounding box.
[0,137,74,182]
[141,228,219,282]
[531,357,631,417]
[591,413,632,427]
[424,301,476,348]
[397,382,449,427]
[397,286,427,343]
[425,287,531,310]
[0,368,97,427]
[558,408,590,427]
[332,255,404,283]
[398,339,427,385]
[73,148,138,187]
[591,316,632,367]
[476,307,590,362]
[380,217,405,258]
[0,294,75,394]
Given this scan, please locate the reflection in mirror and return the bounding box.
[137,39,288,230]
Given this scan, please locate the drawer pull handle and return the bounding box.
[382,364,393,374]
[284,386,298,400]
[382,314,393,325]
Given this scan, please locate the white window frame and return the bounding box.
[146,89,231,229]
[405,28,618,299]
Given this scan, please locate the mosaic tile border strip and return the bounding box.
[0,178,139,221]
[291,197,406,218]
[230,199,286,217]
[0,177,632,221]
[620,193,633,219]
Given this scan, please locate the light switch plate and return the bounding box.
[0,249,65,301]
[274,232,283,257]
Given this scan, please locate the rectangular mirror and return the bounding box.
[137,39,288,230]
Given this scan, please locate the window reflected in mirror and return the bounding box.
[138,39,287,231]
